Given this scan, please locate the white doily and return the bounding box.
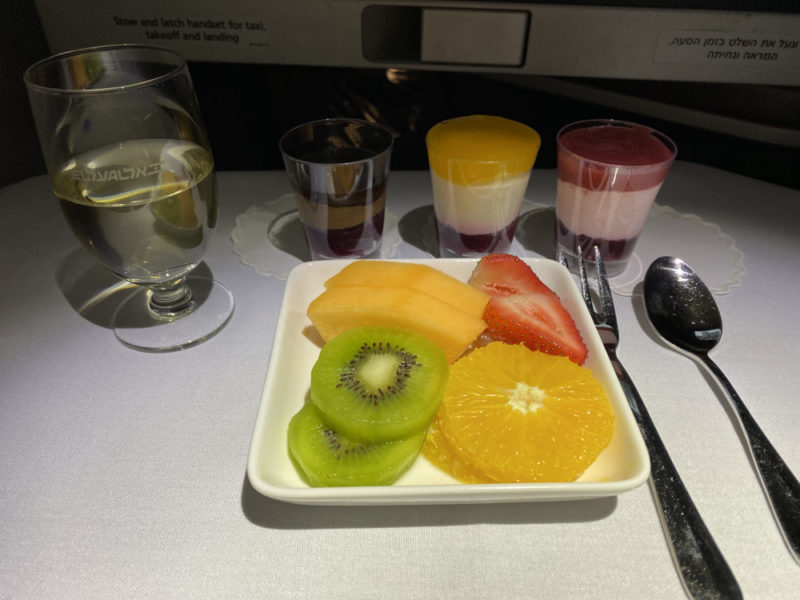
[231,194,401,280]
[596,204,744,296]
[418,200,744,296]
[232,195,744,295]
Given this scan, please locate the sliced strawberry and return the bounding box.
[469,254,588,364]
[468,252,542,298]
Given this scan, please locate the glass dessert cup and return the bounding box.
[426,115,541,258]
[279,118,394,260]
[429,159,531,258]
[555,119,677,278]
[25,44,234,351]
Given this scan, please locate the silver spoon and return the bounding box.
[644,256,800,563]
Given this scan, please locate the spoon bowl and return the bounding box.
[643,257,722,353]
[643,256,800,563]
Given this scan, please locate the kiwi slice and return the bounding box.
[310,326,448,443]
[287,403,425,487]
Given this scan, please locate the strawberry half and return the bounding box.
[468,254,588,364]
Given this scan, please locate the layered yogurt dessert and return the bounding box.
[426,115,540,257]
[292,157,387,259]
[556,120,676,276]
[280,118,393,260]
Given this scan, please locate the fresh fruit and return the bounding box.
[423,411,494,484]
[423,342,614,483]
[307,286,486,363]
[324,260,490,318]
[310,327,448,443]
[468,253,588,364]
[288,403,425,487]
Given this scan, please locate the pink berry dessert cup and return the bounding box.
[555,119,676,277]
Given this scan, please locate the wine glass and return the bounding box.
[24,44,234,351]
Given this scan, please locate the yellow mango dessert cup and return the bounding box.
[426,115,541,257]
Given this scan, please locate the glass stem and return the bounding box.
[147,277,195,319]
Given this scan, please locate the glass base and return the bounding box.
[308,241,383,261]
[438,245,511,259]
[112,276,234,352]
[557,247,629,278]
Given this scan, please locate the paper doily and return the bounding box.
[232,195,744,294]
[418,200,744,296]
[231,194,401,280]
[597,204,744,295]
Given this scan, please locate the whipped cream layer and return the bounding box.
[432,170,530,235]
[556,179,661,240]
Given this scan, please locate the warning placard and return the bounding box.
[655,30,800,68]
[111,14,269,48]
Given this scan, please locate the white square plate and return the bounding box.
[246,258,649,505]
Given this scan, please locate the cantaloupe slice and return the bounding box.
[323,261,489,319]
[307,285,486,363]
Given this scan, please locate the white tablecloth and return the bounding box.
[1,163,799,599]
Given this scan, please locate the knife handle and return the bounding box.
[611,355,742,600]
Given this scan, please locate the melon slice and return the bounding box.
[323,261,489,319]
[307,285,486,363]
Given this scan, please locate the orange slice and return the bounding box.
[425,342,614,483]
[423,410,495,484]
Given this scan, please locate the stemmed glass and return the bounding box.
[24,44,234,351]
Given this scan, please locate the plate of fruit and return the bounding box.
[246,255,649,505]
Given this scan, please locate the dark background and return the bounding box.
[3,0,798,190]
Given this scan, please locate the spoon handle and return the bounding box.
[700,354,800,562]
[611,355,741,599]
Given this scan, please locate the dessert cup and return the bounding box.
[426,115,540,258]
[279,118,393,260]
[555,119,677,277]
